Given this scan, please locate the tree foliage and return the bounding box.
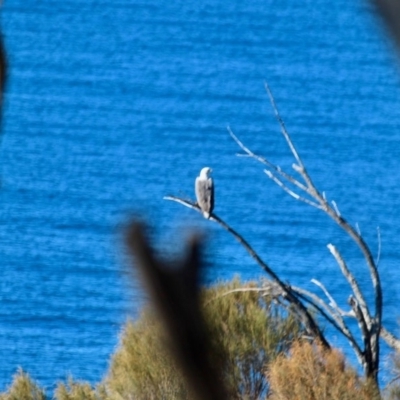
[17,272,398,400]
[106,278,304,400]
[0,279,308,400]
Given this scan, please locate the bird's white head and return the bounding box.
[199,167,212,179]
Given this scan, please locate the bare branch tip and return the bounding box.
[327,243,335,252]
[292,163,302,172]
[331,200,341,217]
[264,81,272,94]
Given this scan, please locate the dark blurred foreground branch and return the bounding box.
[164,195,329,348]
[372,0,400,52]
[125,222,228,400]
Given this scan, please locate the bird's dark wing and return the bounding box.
[208,178,214,214]
[195,178,213,214]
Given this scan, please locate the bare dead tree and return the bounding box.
[164,175,378,383]
[368,1,400,374]
[225,82,389,383]
[163,80,400,385]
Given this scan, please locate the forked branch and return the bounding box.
[164,195,329,347]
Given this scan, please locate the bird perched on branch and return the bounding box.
[195,167,214,219]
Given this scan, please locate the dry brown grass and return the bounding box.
[0,369,46,400]
[267,340,380,400]
[55,378,108,400]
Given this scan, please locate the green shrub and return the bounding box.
[4,280,370,400]
[105,314,187,400]
[105,278,305,399]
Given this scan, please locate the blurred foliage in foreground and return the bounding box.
[0,279,388,399]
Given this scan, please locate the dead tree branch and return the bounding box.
[164,195,329,347]
[327,244,372,325]
[228,84,385,383]
[381,327,400,352]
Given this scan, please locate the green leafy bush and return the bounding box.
[105,278,305,399]
[1,279,378,400]
[105,314,186,400]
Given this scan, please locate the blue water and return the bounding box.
[1,0,400,391]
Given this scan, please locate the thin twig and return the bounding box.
[205,287,271,306]
[327,244,372,328]
[311,279,339,310]
[331,201,341,217]
[227,126,309,193]
[264,82,304,170]
[264,170,322,209]
[264,83,322,199]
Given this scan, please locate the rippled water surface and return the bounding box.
[1,0,400,390]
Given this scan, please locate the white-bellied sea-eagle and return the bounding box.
[195,167,214,219]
